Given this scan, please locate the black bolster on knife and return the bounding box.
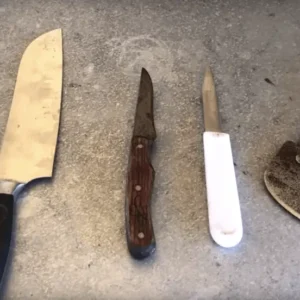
[0,194,14,283]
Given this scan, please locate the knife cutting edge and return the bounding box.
[125,68,157,259]
[0,29,63,283]
[202,66,243,248]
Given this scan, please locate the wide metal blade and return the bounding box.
[202,66,221,132]
[264,141,300,219]
[0,29,63,183]
[132,68,156,140]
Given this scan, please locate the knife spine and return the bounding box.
[203,131,243,248]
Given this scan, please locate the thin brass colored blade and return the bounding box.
[0,29,63,183]
[202,66,221,132]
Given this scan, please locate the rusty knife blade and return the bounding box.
[132,68,156,140]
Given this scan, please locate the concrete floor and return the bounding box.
[0,0,300,299]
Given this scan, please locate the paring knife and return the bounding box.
[0,29,63,283]
[126,68,156,259]
[202,66,243,248]
[264,141,300,219]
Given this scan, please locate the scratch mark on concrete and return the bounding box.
[106,35,177,82]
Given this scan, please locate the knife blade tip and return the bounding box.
[205,65,212,75]
[140,68,152,86]
[141,67,149,77]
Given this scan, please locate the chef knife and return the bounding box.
[126,68,156,259]
[0,29,63,283]
[264,141,300,219]
[202,66,243,248]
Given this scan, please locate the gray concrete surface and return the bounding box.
[0,0,300,299]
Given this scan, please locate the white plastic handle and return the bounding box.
[203,131,243,248]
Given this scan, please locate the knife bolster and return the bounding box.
[126,136,156,259]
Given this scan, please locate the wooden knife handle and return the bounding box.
[126,136,155,259]
[0,194,14,283]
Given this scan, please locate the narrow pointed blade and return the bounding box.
[202,67,221,132]
[133,68,156,140]
[0,29,63,183]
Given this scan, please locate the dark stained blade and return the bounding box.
[133,68,156,140]
[264,141,300,219]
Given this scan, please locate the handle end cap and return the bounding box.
[128,243,156,260]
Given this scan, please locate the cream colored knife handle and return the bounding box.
[203,131,243,248]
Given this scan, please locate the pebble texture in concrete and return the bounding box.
[0,0,300,299]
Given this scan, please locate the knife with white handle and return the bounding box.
[0,29,63,284]
[202,66,243,248]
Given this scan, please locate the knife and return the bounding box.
[0,29,63,283]
[264,141,300,219]
[126,68,156,259]
[202,66,243,248]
